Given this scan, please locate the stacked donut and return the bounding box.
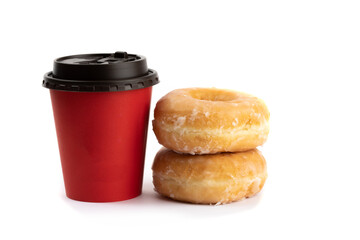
[152,88,270,204]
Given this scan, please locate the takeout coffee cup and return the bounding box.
[43,51,159,202]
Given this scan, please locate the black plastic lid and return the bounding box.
[43,51,159,92]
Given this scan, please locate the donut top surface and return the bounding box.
[154,88,270,129]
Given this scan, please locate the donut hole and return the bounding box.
[190,89,238,102]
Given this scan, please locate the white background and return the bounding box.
[1,0,359,239]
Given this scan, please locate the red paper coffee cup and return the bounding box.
[43,51,159,202]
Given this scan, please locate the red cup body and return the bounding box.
[50,87,152,202]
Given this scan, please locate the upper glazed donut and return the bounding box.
[153,88,270,154]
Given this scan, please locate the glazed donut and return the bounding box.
[152,148,267,204]
[153,88,270,154]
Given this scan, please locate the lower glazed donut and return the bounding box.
[153,88,270,154]
[152,148,267,204]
